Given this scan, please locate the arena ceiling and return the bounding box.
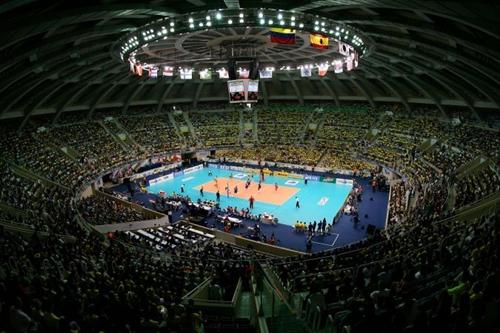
[1,0,499,126]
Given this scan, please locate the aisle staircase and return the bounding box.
[302,109,325,145]
[240,107,258,144]
[455,156,489,179]
[182,111,200,146]
[417,138,439,154]
[99,119,133,152]
[35,131,80,161]
[7,160,70,191]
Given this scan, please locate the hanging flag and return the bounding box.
[259,68,273,79]
[135,64,143,76]
[334,61,343,73]
[180,68,192,79]
[162,66,174,77]
[199,69,212,80]
[317,64,329,77]
[346,56,354,71]
[217,68,229,79]
[270,28,296,44]
[300,67,312,77]
[149,67,158,78]
[338,42,351,56]
[310,33,329,49]
[238,68,249,79]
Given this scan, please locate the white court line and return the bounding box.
[181,177,195,182]
[312,233,339,247]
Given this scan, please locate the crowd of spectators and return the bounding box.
[0,102,498,332]
[0,160,77,235]
[188,110,240,147]
[79,195,156,226]
[216,145,323,167]
[0,228,254,332]
[119,113,183,155]
[454,166,499,210]
[270,213,500,332]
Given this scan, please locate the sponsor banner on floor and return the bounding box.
[208,163,219,169]
[233,173,248,179]
[304,174,320,181]
[149,173,174,185]
[275,171,289,177]
[321,176,336,183]
[184,164,203,174]
[336,178,354,185]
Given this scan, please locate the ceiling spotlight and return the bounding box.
[321,21,325,26]
[170,22,175,27]
[280,20,284,25]
[259,18,265,24]
[206,15,210,20]
[206,21,212,26]
[299,23,304,28]
[188,17,193,23]
[291,16,295,21]
[199,22,204,27]
[291,21,295,26]
[258,12,264,18]
[329,29,333,34]
[239,13,244,18]
[228,19,233,24]
[336,26,340,30]
[189,23,194,28]
[314,26,319,31]
[239,18,244,23]
[315,20,319,25]
[170,28,174,32]
[268,19,273,24]
[277,13,283,20]
[216,12,222,20]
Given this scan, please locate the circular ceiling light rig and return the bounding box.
[114,8,372,78]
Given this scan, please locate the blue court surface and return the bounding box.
[147,166,352,227]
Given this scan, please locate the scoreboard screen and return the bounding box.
[228,80,246,103]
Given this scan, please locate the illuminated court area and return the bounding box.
[147,166,352,228]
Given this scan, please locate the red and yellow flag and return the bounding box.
[309,33,329,49]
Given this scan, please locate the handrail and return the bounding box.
[187,222,304,257]
[181,277,212,301]
[94,190,165,218]
[0,219,77,243]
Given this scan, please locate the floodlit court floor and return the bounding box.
[147,166,352,227]
[194,177,300,205]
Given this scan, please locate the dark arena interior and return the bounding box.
[1,1,500,332]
